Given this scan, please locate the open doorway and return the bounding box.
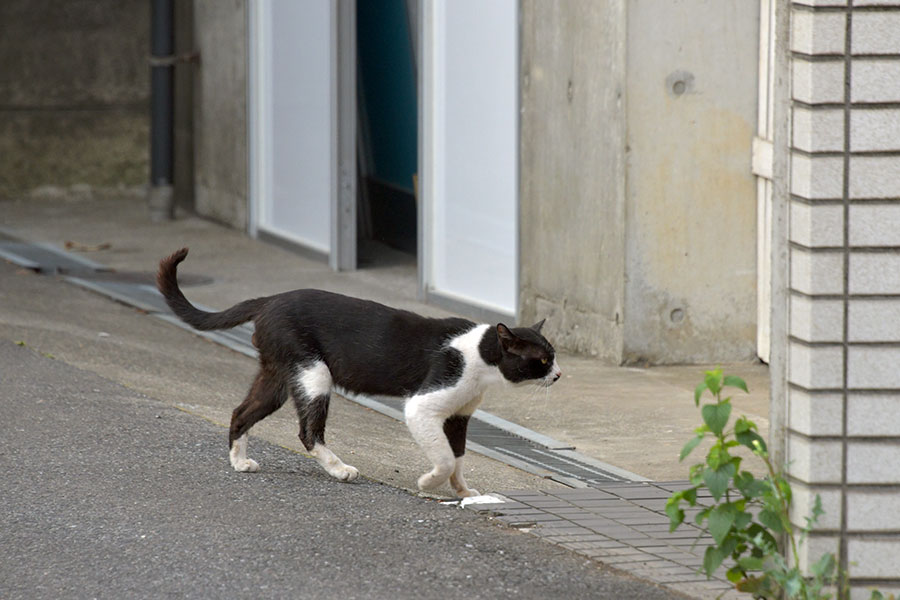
[355,0,418,269]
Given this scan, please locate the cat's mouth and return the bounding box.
[541,360,562,387]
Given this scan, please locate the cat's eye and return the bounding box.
[540,358,548,365]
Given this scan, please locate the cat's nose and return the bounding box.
[553,370,561,381]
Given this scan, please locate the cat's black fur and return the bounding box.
[157,247,558,494]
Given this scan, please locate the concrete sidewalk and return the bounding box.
[1,190,769,598]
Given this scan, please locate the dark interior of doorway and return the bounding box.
[356,0,418,268]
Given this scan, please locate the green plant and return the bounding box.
[665,367,860,599]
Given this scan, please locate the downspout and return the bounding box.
[148,0,175,221]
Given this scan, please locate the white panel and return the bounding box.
[427,0,518,315]
[255,0,332,254]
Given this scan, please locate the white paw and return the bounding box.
[231,458,260,473]
[328,464,359,482]
[456,487,480,498]
[418,471,450,491]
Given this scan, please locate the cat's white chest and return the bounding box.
[450,324,503,395]
[406,324,499,419]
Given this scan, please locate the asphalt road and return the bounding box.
[0,336,684,600]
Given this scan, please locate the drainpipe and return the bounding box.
[148,0,175,221]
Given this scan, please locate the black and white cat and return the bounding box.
[157,248,561,497]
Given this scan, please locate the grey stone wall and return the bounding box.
[519,0,759,364]
[0,0,149,196]
[192,0,248,229]
[622,0,759,364]
[518,0,628,362]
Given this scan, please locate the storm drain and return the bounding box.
[0,239,645,486]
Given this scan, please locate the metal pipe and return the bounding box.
[149,0,175,221]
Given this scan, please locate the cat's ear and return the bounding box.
[531,318,546,333]
[497,323,526,355]
[497,323,519,349]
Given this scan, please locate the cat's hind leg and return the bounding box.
[292,361,358,482]
[229,365,290,472]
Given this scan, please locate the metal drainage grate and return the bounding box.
[2,239,645,486]
[0,241,107,274]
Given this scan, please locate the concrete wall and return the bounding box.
[519,0,759,364]
[0,0,149,196]
[780,1,900,592]
[519,1,628,361]
[623,0,759,363]
[192,0,248,229]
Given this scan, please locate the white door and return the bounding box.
[250,0,335,258]
[754,0,775,362]
[420,0,518,319]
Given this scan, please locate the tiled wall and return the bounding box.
[787,0,900,595]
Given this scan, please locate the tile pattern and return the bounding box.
[788,1,900,594]
[469,482,743,600]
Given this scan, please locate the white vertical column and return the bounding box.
[786,1,900,593]
[421,0,518,318]
[250,0,334,257]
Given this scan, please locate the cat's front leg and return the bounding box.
[406,394,483,497]
[450,456,479,498]
[405,399,456,492]
[447,394,483,497]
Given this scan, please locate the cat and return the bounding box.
[156,247,561,497]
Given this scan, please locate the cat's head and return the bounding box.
[495,320,561,387]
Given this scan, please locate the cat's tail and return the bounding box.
[157,248,267,331]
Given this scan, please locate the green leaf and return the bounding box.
[694,382,708,406]
[682,487,698,505]
[778,478,793,505]
[694,506,712,526]
[758,508,785,533]
[703,462,736,501]
[746,524,779,554]
[680,434,704,462]
[806,493,825,530]
[737,556,765,571]
[725,565,744,584]
[723,375,749,394]
[708,504,737,545]
[701,402,732,436]
[736,427,768,454]
[706,443,731,470]
[734,511,752,531]
[665,495,685,531]
[705,369,723,396]
[734,416,755,434]
[703,545,726,578]
[689,463,705,486]
[702,536,736,577]
[810,551,836,578]
[783,570,803,597]
[744,479,770,499]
